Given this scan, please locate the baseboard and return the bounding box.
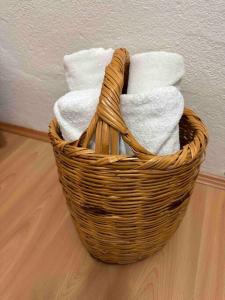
[0,121,49,142]
[197,172,225,190]
[0,121,224,190]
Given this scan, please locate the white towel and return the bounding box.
[127,51,185,93]
[64,48,113,91]
[54,87,184,155]
[54,89,100,142]
[55,48,185,155]
[121,87,184,155]
[64,49,184,93]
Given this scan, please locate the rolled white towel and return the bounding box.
[64,48,113,91]
[54,89,100,142]
[121,86,184,155]
[127,51,185,94]
[54,86,184,155]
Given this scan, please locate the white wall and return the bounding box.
[0,0,224,176]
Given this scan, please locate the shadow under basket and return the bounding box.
[49,48,208,264]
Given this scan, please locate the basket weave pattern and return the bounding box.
[49,49,208,264]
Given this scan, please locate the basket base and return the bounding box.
[87,247,163,265]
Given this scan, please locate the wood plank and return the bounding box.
[0,132,225,300]
[0,131,28,161]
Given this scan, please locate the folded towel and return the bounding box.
[54,89,100,142]
[64,49,184,93]
[121,86,184,155]
[127,51,185,93]
[54,86,184,155]
[64,48,113,91]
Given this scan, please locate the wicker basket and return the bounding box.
[49,48,208,264]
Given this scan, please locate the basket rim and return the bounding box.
[49,107,208,168]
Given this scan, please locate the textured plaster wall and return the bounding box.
[0,1,224,176]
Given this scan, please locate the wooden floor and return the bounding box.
[0,131,224,300]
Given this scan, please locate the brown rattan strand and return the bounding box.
[49,48,208,264]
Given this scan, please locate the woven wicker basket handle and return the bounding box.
[78,48,151,155]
